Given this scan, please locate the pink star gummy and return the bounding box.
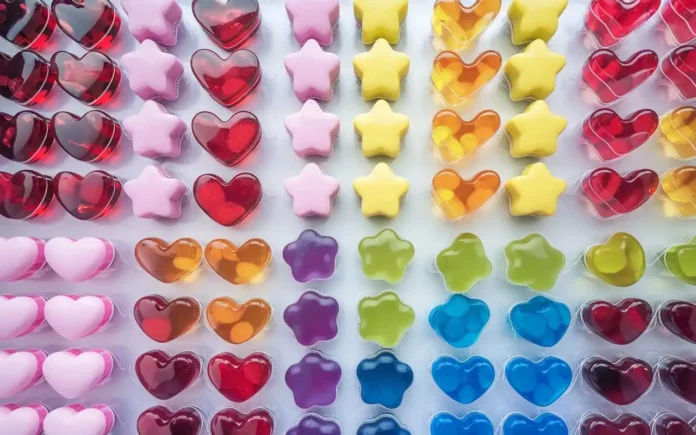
[285,163,339,217]
[286,0,340,46]
[121,40,184,101]
[123,100,187,158]
[123,165,187,219]
[284,39,340,101]
[285,100,340,157]
[121,0,183,46]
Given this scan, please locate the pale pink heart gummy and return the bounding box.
[44,238,115,282]
[0,350,46,399]
[0,237,45,282]
[43,349,114,399]
[45,296,114,340]
[0,403,48,435]
[0,296,46,340]
[44,404,115,435]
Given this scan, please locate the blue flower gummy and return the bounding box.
[429,294,490,348]
[509,295,570,347]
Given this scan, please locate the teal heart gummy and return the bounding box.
[509,295,571,347]
[357,349,413,409]
[431,411,494,435]
[429,294,490,348]
[505,356,572,406]
[503,413,568,435]
[431,355,495,404]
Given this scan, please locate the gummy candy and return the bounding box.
[661,45,696,100]
[207,352,271,403]
[354,163,409,218]
[121,39,184,102]
[431,412,494,435]
[661,166,696,217]
[283,290,339,346]
[192,0,260,50]
[582,356,653,405]
[505,101,566,158]
[0,170,54,220]
[353,39,410,101]
[0,50,56,106]
[581,299,652,345]
[432,169,501,220]
[191,49,261,108]
[0,0,56,49]
[205,238,271,285]
[436,233,492,293]
[54,170,121,221]
[285,39,340,102]
[432,0,501,51]
[137,406,203,435]
[283,229,338,283]
[509,296,571,347]
[358,291,415,347]
[124,166,186,219]
[505,356,572,406]
[194,173,262,227]
[431,355,494,404]
[659,106,696,160]
[585,0,659,48]
[660,0,696,45]
[504,40,565,101]
[135,350,201,400]
[663,235,696,284]
[285,163,339,217]
[357,414,410,435]
[582,49,658,104]
[52,0,121,50]
[582,108,658,161]
[659,357,696,404]
[135,238,203,284]
[507,0,568,44]
[206,296,271,345]
[210,408,274,435]
[431,50,502,106]
[287,414,341,435]
[429,294,490,348]
[502,413,568,435]
[285,351,341,409]
[354,100,409,158]
[584,232,645,287]
[579,414,649,435]
[0,111,54,163]
[582,167,659,218]
[133,295,201,343]
[660,300,696,343]
[505,234,565,291]
[357,349,413,409]
[353,0,407,44]
[192,111,261,166]
[504,163,567,217]
[431,109,500,163]
[51,51,121,106]
[358,229,414,283]
[53,110,122,162]
[120,0,182,46]
[653,413,696,435]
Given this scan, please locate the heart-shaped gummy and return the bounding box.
[662,45,696,100]
[192,111,261,166]
[206,296,271,344]
[581,167,659,218]
[52,110,121,162]
[137,406,203,435]
[0,0,57,49]
[585,232,646,287]
[661,166,696,217]
[432,0,501,50]
[208,352,272,402]
[582,356,653,405]
[0,110,54,162]
[582,109,658,161]
[579,414,650,435]
[0,50,56,105]
[432,50,502,105]
[51,0,121,50]
[660,300,696,343]
[135,350,201,400]
[432,169,500,220]
[0,170,53,220]
[506,356,572,406]
[191,49,261,107]
[653,414,696,435]
[194,173,262,226]
[51,51,121,106]
[431,412,494,435]
[582,299,652,345]
[503,413,568,435]
[660,357,696,404]
[660,106,696,160]
[583,49,658,104]
[135,238,203,284]
[134,295,201,343]
[54,170,121,221]
[431,109,500,163]
[210,408,274,435]
[585,0,660,47]
[0,402,49,435]
[661,0,696,45]
[509,296,571,347]
[192,0,260,50]
[205,238,272,285]
[431,355,494,404]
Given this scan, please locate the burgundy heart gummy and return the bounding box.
[52,0,121,50]
[192,0,261,50]
[51,110,121,162]
[0,110,54,163]
[0,0,57,49]
[581,167,659,218]
[580,414,650,435]
[662,45,696,100]
[654,414,696,435]
[660,301,696,344]
[51,50,121,106]
[192,111,261,166]
[54,170,121,220]
[660,357,696,405]
[0,50,56,105]
[582,108,658,161]
[135,350,201,400]
[582,356,653,405]
[582,299,652,345]
[210,408,274,435]
[0,169,53,219]
[137,405,203,435]
[583,49,658,104]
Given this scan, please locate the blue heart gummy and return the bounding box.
[431,411,494,435]
[505,356,572,406]
[358,414,411,435]
[431,355,495,404]
[503,413,568,435]
[509,295,571,347]
[429,294,490,348]
[357,349,413,408]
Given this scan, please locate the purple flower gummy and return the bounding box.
[283,229,338,283]
[284,290,339,346]
[286,413,341,435]
[285,351,342,409]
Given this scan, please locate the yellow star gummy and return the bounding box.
[354,163,409,218]
[353,38,410,101]
[504,162,566,216]
[354,0,408,44]
[505,100,567,158]
[354,100,409,158]
[504,39,565,101]
[507,0,568,45]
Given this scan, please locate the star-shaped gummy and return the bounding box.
[120,0,182,45]
[123,100,187,158]
[504,162,567,216]
[436,233,492,293]
[358,290,415,347]
[507,0,568,44]
[354,99,409,158]
[283,229,338,283]
[354,163,409,218]
[358,229,414,283]
[285,351,342,409]
[505,233,565,291]
[121,40,184,101]
[123,165,187,219]
[284,99,340,157]
[354,0,408,44]
[283,290,339,346]
[286,0,340,46]
[504,39,566,101]
[505,100,567,158]
[285,39,340,101]
[357,349,413,408]
[284,163,340,217]
[353,39,410,100]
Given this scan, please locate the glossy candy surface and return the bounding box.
[194,173,261,227]
[191,49,261,107]
[205,238,271,285]
[505,234,565,291]
[582,356,653,405]
[431,50,501,105]
[136,406,202,435]
[283,229,338,283]
[0,50,56,105]
[135,238,203,284]
[0,0,56,49]
[357,350,413,408]
[210,408,274,435]
[502,413,568,435]
[660,300,696,343]
[431,412,493,435]
[432,169,500,219]
[585,232,645,286]
[192,0,260,50]
[583,49,658,104]
[358,291,414,347]
[133,295,201,343]
[431,109,500,163]
[429,294,490,348]
[505,356,572,406]
[661,166,696,217]
[509,296,571,347]
[661,0,696,44]
[585,0,660,47]
[357,414,410,435]
[287,414,341,435]
[358,229,414,283]
[52,0,120,50]
[0,110,54,163]
[431,355,494,404]
[652,414,696,435]
[659,357,696,404]
[207,352,271,402]
[135,350,201,400]
[663,236,696,284]
[192,111,261,166]
[662,45,696,100]
[432,0,501,50]
[54,170,121,220]
[285,351,341,409]
[284,290,339,346]
[660,106,696,159]
[579,414,650,435]
[436,233,492,293]
[51,51,121,106]
[52,110,120,162]
[206,296,271,344]
[582,109,658,161]
[581,168,659,218]
[0,170,53,220]
[581,299,652,344]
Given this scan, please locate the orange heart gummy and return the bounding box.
[432,0,502,51]
[206,296,271,344]
[433,169,501,219]
[432,50,502,106]
[205,238,271,285]
[135,238,203,283]
[431,109,501,163]
[661,166,696,217]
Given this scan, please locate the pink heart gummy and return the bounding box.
[44,404,115,435]
[45,295,114,340]
[0,237,45,282]
[0,350,46,399]
[44,237,115,282]
[0,296,46,340]
[0,403,48,435]
[42,349,114,399]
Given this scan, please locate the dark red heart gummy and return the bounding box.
[135,350,201,400]
[661,0,696,45]
[582,299,652,345]
[585,0,660,47]
[0,50,56,105]
[582,356,653,405]
[660,301,696,344]
[192,0,260,50]
[191,49,261,107]
[581,167,659,218]
[582,109,658,161]
[583,49,658,104]
[137,405,203,435]
[193,173,261,226]
[192,111,261,166]
[654,413,696,435]
[207,352,272,402]
[0,170,53,220]
[0,0,57,49]
[51,0,121,50]
[580,414,650,435]
[210,408,274,435]
[660,357,696,404]
[0,110,54,163]
[54,170,121,220]
[662,45,696,100]
[134,295,201,343]
[51,110,121,162]
[51,50,121,106]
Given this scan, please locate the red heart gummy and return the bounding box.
[661,0,696,45]
[0,0,57,49]
[191,49,261,107]
[210,408,274,435]
[51,0,121,50]
[580,414,650,435]
[582,299,652,345]
[660,300,696,344]
[654,414,696,435]
[660,357,696,404]
[192,0,260,50]
[585,0,660,47]
[0,110,54,162]
[0,50,56,105]
[134,295,201,343]
[137,405,203,435]
[581,167,659,218]
[582,108,658,161]
[208,352,272,402]
[0,169,53,219]
[54,170,121,220]
[135,350,201,400]
[582,356,653,405]
[51,110,121,162]
[583,49,658,104]
[51,50,121,106]
[194,173,261,226]
[662,45,696,100]
[192,111,261,166]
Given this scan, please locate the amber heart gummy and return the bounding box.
[51,110,121,162]
[583,49,658,104]
[582,356,653,405]
[192,0,260,50]
[0,50,56,105]
[0,170,53,219]
[134,295,201,343]
[582,299,652,345]
[192,111,261,166]
[54,170,121,220]
[582,109,658,161]
[52,0,121,50]
[210,408,274,435]
[660,357,696,404]
[191,49,261,107]
[208,352,272,402]
[194,173,262,226]
[660,300,696,343]
[0,0,57,49]
[135,350,201,400]
[51,51,121,106]
[585,0,660,47]
[0,110,54,162]
[580,414,650,435]
[137,405,203,435]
